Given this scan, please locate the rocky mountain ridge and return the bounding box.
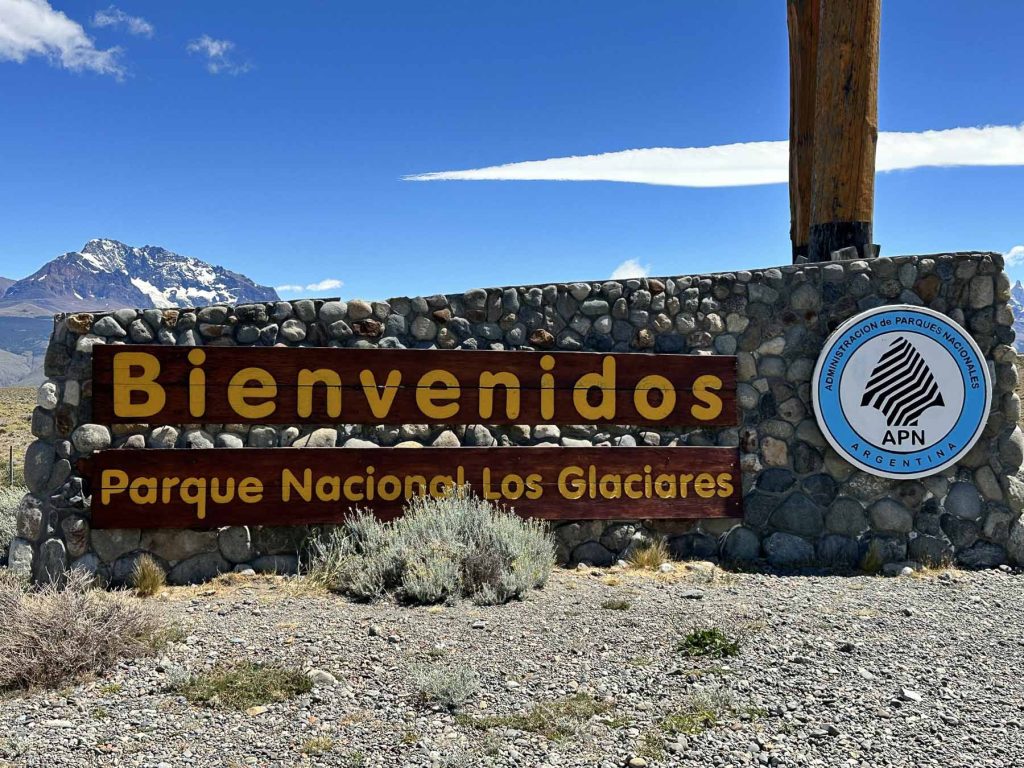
[0,239,278,386]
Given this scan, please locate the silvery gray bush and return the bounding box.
[0,486,25,557]
[306,488,555,605]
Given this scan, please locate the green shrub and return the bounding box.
[305,488,555,605]
[661,688,737,734]
[0,571,169,690]
[179,662,312,709]
[677,627,741,658]
[601,598,631,610]
[410,663,480,708]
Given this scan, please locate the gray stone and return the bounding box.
[183,429,214,449]
[7,537,33,579]
[769,494,823,537]
[431,430,461,448]
[319,301,348,325]
[599,523,637,552]
[763,533,814,567]
[36,381,58,410]
[91,528,141,562]
[1007,517,1024,566]
[909,534,953,566]
[347,299,373,321]
[169,552,232,585]
[998,428,1024,472]
[869,499,914,533]
[291,428,338,447]
[23,440,56,494]
[247,426,277,447]
[250,554,299,575]
[411,316,437,340]
[279,318,307,342]
[92,315,127,337]
[148,425,179,448]
[61,515,90,558]
[141,529,218,562]
[15,495,45,541]
[956,541,1006,569]
[571,541,615,567]
[129,319,154,343]
[721,526,760,562]
[946,482,983,521]
[219,526,254,563]
[816,535,860,569]
[37,538,67,584]
[215,432,244,448]
[72,424,111,453]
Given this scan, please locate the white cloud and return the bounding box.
[405,124,1024,188]
[92,5,153,37]
[187,34,249,75]
[1006,245,1024,267]
[610,259,650,280]
[276,278,344,295]
[0,0,124,77]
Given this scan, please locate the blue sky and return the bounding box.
[0,0,1022,300]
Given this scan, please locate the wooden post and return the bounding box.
[807,0,881,262]
[787,0,819,261]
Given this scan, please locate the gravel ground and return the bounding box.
[2,564,1024,768]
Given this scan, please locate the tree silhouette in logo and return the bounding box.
[860,337,945,427]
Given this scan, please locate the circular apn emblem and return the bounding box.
[812,305,991,479]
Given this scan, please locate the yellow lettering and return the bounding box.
[416,369,460,420]
[624,473,644,499]
[180,477,207,520]
[694,472,717,499]
[634,374,676,421]
[228,367,277,419]
[540,355,556,420]
[377,475,402,501]
[598,473,622,499]
[573,356,616,420]
[479,371,521,420]
[343,475,364,501]
[359,370,401,418]
[282,468,312,502]
[238,477,263,503]
[525,473,543,500]
[316,475,341,502]
[297,368,343,418]
[691,374,724,420]
[558,466,587,500]
[101,469,129,504]
[129,477,158,504]
[717,473,734,497]
[187,349,206,418]
[112,352,166,418]
[210,477,235,503]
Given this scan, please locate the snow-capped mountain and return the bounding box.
[0,238,278,315]
[1010,280,1024,353]
[0,239,279,386]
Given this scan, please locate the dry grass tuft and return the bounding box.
[131,554,166,597]
[456,693,612,741]
[178,661,312,709]
[0,571,170,690]
[626,539,671,570]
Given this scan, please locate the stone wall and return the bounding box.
[9,251,1024,584]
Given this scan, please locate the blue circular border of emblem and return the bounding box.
[812,304,992,480]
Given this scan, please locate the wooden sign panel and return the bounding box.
[84,447,741,529]
[91,346,737,427]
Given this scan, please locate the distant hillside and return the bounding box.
[0,239,279,386]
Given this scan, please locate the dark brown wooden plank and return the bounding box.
[84,447,741,528]
[92,346,738,427]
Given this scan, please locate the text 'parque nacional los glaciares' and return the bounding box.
[91,346,737,426]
